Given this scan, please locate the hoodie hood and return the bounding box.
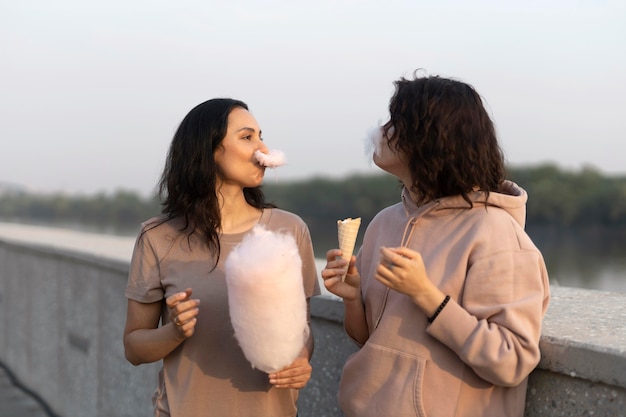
[401,180,528,228]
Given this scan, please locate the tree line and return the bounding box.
[1,163,625,255]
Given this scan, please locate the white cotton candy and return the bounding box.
[254,149,286,168]
[224,225,308,373]
[363,123,385,162]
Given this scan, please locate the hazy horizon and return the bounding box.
[1,159,624,197]
[2,0,625,197]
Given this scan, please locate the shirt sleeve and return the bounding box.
[296,220,321,298]
[125,226,165,303]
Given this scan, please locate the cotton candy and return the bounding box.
[254,149,286,168]
[363,123,385,161]
[224,225,308,373]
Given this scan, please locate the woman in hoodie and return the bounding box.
[321,72,550,417]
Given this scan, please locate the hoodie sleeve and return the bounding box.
[426,245,550,387]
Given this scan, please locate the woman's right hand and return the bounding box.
[321,249,360,301]
[166,288,200,339]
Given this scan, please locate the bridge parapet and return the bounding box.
[0,223,624,417]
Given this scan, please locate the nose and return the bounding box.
[258,140,269,154]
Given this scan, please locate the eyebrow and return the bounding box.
[236,127,263,136]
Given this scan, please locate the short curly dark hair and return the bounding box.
[382,71,506,206]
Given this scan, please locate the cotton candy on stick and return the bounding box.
[337,217,361,282]
[224,225,308,373]
[254,149,286,168]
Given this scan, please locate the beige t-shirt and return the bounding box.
[125,208,320,417]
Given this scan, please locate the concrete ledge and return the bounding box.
[310,286,626,391]
[525,369,626,417]
[1,223,625,417]
[539,287,626,389]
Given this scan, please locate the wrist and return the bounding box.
[411,289,445,317]
[343,296,362,306]
[427,295,450,323]
[169,322,187,342]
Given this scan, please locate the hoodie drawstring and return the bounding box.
[374,216,418,329]
[373,200,441,330]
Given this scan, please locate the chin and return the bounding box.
[249,176,264,188]
[373,154,384,170]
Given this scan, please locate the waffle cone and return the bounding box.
[337,217,361,281]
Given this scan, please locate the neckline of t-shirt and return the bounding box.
[219,208,271,243]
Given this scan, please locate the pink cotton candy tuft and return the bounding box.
[254,149,286,168]
[224,225,308,373]
[363,124,385,161]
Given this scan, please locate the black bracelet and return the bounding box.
[428,295,450,323]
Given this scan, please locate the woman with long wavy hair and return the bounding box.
[123,98,320,417]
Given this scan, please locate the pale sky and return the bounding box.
[1,0,625,197]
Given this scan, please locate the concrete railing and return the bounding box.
[0,223,625,417]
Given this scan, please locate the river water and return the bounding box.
[316,252,626,297]
[526,225,626,294]
[1,221,624,294]
[316,225,626,295]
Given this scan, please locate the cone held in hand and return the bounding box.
[337,217,361,281]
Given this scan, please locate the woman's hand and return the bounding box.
[320,249,361,301]
[376,247,444,316]
[166,288,200,339]
[268,354,312,389]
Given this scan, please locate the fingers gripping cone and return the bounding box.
[337,217,361,282]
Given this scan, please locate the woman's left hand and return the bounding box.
[268,355,312,389]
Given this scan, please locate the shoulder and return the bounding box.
[465,206,539,253]
[139,215,176,234]
[471,205,522,232]
[137,215,188,248]
[264,208,308,229]
[375,202,404,218]
[367,202,404,230]
[139,215,166,232]
[263,209,314,247]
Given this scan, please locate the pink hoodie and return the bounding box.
[338,180,550,417]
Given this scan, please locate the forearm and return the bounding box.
[427,251,548,386]
[343,298,369,345]
[124,323,185,365]
[303,327,314,359]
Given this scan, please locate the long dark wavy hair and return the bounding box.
[382,71,506,206]
[156,98,271,266]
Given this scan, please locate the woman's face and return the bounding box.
[372,126,410,181]
[214,107,269,188]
